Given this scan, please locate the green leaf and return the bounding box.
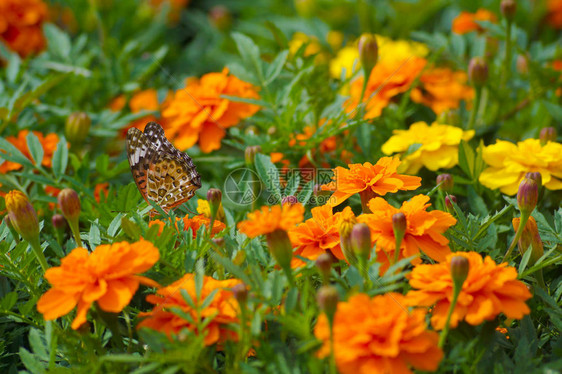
[19,347,46,374]
[0,137,34,168]
[28,329,48,361]
[26,132,44,167]
[52,136,68,180]
[255,153,281,198]
[6,52,21,84]
[121,217,141,241]
[232,32,264,84]
[88,220,101,249]
[542,101,562,121]
[458,140,475,180]
[43,24,71,60]
[1,291,18,310]
[265,50,289,85]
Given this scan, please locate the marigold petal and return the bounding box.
[96,277,139,313]
[37,289,79,320]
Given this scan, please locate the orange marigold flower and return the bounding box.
[289,205,349,267]
[0,0,48,57]
[547,0,562,28]
[345,57,427,119]
[358,195,456,273]
[161,68,260,153]
[149,214,225,237]
[452,9,497,34]
[0,130,60,173]
[37,239,160,329]
[321,157,421,207]
[237,203,304,238]
[410,68,474,114]
[149,0,191,22]
[315,293,443,374]
[137,274,240,346]
[406,251,532,330]
[94,182,109,203]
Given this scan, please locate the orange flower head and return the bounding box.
[547,0,562,28]
[452,9,497,34]
[406,251,532,330]
[137,274,241,346]
[345,57,427,119]
[358,194,456,274]
[149,214,225,237]
[37,239,160,329]
[0,0,48,57]
[162,68,260,153]
[0,130,60,173]
[289,204,349,267]
[322,157,421,207]
[315,293,443,374]
[237,203,304,238]
[410,68,474,114]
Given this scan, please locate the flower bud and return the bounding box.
[539,127,557,144]
[450,255,469,290]
[294,0,316,18]
[4,215,20,242]
[206,188,222,222]
[500,0,516,20]
[232,283,248,306]
[52,214,66,230]
[317,285,338,324]
[245,145,262,166]
[339,212,357,264]
[281,195,299,205]
[516,54,528,75]
[525,172,542,188]
[5,190,40,246]
[445,195,457,211]
[436,174,454,193]
[208,5,232,31]
[517,178,538,215]
[211,237,225,249]
[468,57,488,86]
[358,33,378,76]
[58,188,81,221]
[350,223,371,259]
[512,216,543,265]
[65,112,91,145]
[436,110,460,126]
[315,253,333,283]
[392,212,407,243]
[266,229,293,271]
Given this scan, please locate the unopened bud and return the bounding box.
[5,190,40,246]
[350,223,371,258]
[358,33,378,75]
[3,215,20,242]
[266,229,293,271]
[232,283,248,305]
[500,0,516,20]
[436,110,460,126]
[516,54,528,75]
[436,174,454,193]
[525,172,542,188]
[65,112,91,145]
[245,145,262,166]
[539,127,557,144]
[517,178,538,215]
[339,210,357,264]
[317,285,338,324]
[58,188,81,221]
[282,195,299,205]
[450,255,469,290]
[315,253,333,282]
[52,214,66,230]
[392,212,407,243]
[208,5,232,31]
[468,57,488,86]
[512,217,544,265]
[445,195,457,211]
[211,237,225,248]
[206,188,222,222]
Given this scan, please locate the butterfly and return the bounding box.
[126,122,201,214]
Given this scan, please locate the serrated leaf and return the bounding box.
[107,213,123,237]
[1,291,18,310]
[255,153,281,198]
[0,137,34,168]
[19,347,45,374]
[89,220,101,248]
[26,132,44,167]
[43,24,71,60]
[52,136,68,179]
[458,140,475,180]
[265,50,288,85]
[232,32,264,84]
[121,217,140,241]
[28,329,48,361]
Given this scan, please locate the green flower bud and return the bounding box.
[315,253,333,283]
[317,285,339,324]
[350,223,371,259]
[358,33,378,76]
[245,145,262,166]
[450,255,469,291]
[500,0,516,20]
[208,5,232,31]
[5,190,39,246]
[266,229,293,271]
[65,112,91,145]
[468,57,488,86]
[58,188,81,222]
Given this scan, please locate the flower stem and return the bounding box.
[438,287,461,348]
[68,219,83,248]
[29,239,48,272]
[468,86,482,130]
[503,212,529,262]
[328,322,337,374]
[501,19,512,88]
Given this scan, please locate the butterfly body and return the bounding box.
[126,122,201,213]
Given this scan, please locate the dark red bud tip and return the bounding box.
[500,0,516,20]
[525,172,542,187]
[207,188,222,204]
[539,127,557,144]
[232,283,248,305]
[436,174,454,193]
[281,195,299,205]
[52,214,66,230]
[445,195,457,210]
[58,188,81,221]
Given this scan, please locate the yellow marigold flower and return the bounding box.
[288,32,323,57]
[479,138,562,195]
[0,0,48,57]
[321,157,421,207]
[315,293,443,374]
[329,46,360,79]
[197,198,225,222]
[137,274,240,346]
[406,252,532,330]
[161,68,260,153]
[37,239,160,329]
[410,68,474,114]
[382,121,475,174]
[237,203,305,238]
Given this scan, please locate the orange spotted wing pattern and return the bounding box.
[126,122,201,213]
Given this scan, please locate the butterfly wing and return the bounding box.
[129,122,201,212]
[126,127,158,206]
